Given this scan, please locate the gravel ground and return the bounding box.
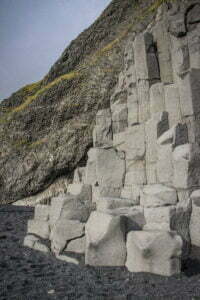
[1,205,200,300]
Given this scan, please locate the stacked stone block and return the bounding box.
[23,2,200,276]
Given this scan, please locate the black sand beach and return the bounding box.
[0,205,200,300]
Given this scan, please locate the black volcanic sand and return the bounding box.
[1,206,200,300]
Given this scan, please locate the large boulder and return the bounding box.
[85,212,126,266]
[126,230,182,276]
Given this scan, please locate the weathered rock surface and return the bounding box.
[85,212,126,266]
[144,206,176,231]
[51,219,85,254]
[67,236,86,254]
[34,204,50,221]
[27,220,50,239]
[140,184,177,208]
[126,231,182,276]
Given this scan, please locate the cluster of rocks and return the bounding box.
[24,1,200,276]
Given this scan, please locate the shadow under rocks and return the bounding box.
[182,258,200,277]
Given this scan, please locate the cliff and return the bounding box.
[0,0,160,203]
[0,0,199,204]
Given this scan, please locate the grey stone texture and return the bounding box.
[85,212,126,266]
[50,219,85,254]
[141,184,177,208]
[126,231,182,276]
[27,220,50,240]
[93,109,112,147]
[34,204,50,222]
[190,190,200,258]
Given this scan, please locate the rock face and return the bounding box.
[0,0,158,204]
[18,0,200,275]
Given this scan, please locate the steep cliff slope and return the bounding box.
[0,0,194,204]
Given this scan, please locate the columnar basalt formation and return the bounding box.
[23,1,200,276]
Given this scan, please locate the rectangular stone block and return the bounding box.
[164,84,182,127]
[138,79,150,123]
[144,206,176,230]
[157,144,173,185]
[27,220,50,239]
[190,191,200,258]
[93,109,112,147]
[173,158,189,189]
[134,33,149,80]
[49,196,66,227]
[85,212,126,266]
[153,21,174,84]
[96,148,125,188]
[134,32,160,82]
[173,143,200,189]
[150,83,165,115]
[51,219,85,254]
[126,231,182,276]
[125,161,146,186]
[145,112,169,163]
[114,125,145,161]
[178,69,200,117]
[141,184,177,208]
[146,163,157,184]
[127,85,139,126]
[188,25,200,69]
[171,35,190,78]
